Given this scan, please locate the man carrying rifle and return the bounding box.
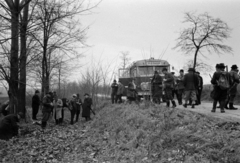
[225,65,240,110]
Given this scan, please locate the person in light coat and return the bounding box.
[53,96,63,125]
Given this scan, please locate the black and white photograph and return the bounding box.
[0,0,240,162]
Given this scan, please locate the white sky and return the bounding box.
[73,0,240,84]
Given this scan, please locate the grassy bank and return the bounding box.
[1,102,240,162]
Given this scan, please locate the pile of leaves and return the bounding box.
[1,102,240,162]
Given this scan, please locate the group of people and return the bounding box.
[0,91,94,140]
[151,68,203,108]
[211,64,239,113]
[34,91,93,129]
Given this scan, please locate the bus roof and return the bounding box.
[131,58,170,67]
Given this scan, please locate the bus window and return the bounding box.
[155,66,168,74]
[119,69,130,78]
[138,67,154,76]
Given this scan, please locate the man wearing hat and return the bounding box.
[82,93,93,121]
[211,63,229,113]
[151,71,163,104]
[41,92,53,129]
[32,90,40,120]
[70,94,78,125]
[225,65,240,110]
[196,72,203,105]
[183,68,199,108]
[111,80,118,104]
[162,68,176,108]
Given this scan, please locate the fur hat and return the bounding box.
[72,94,77,97]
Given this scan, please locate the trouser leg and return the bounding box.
[70,110,76,124]
[111,94,115,104]
[42,111,50,129]
[76,109,80,122]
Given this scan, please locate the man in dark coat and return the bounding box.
[225,65,240,110]
[0,113,23,140]
[196,72,203,105]
[183,68,199,109]
[162,68,176,108]
[76,94,82,122]
[32,90,40,120]
[70,94,78,125]
[116,81,125,103]
[111,80,118,104]
[41,92,53,129]
[151,71,163,104]
[176,69,185,105]
[211,63,230,113]
[82,93,93,121]
[0,100,9,116]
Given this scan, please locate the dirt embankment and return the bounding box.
[1,102,240,163]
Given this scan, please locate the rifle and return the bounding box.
[90,108,96,115]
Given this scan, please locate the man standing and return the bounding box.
[70,94,78,125]
[226,65,240,110]
[162,68,176,108]
[41,92,53,129]
[82,93,93,121]
[151,71,163,104]
[32,90,40,120]
[176,69,185,105]
[111,80,118,104]
[116,81,125,103]
[171,72,178,101]
[183,68,199,109]
[211,63,229,113]
[196,72,203,105]
[127,78,138,104]
[76,94,82,122]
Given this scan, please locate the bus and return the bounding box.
[118,58,170,99]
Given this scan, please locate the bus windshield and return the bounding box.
[138,67,154,76]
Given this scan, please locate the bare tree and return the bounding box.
[174,12,232,68]
[30,0,99,99]
[183,59,213,76]
[120,51,131,69]
[0,0,32,114]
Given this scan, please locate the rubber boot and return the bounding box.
[225,101,229,110]
[220,101,225,113]
[229,103,238,110]
[172,100,176,108]
[211,100,217,112]
[166,101,170,107]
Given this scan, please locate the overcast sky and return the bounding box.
[75,0,240,83]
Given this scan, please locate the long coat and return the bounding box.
[183,73,199,91]
[0,114,19,140]
[151,74,163,96]
[229,70,240,95]
[82,98,92,117]
[32,94,40,108]
[53,99,63,119]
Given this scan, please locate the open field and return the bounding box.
[1,101,240,162]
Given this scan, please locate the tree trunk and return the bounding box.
[193,48,199,69]
[19,1,29,117]
[9,4,20,114]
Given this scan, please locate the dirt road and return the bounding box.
[177,102,240,122]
